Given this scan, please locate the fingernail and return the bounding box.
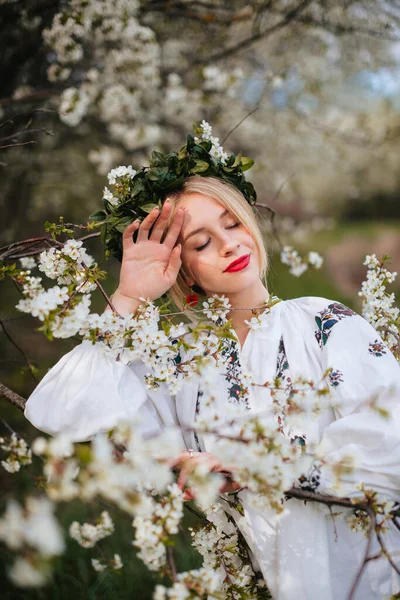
[152,206,159,212]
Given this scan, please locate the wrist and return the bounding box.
[107,288,143,317]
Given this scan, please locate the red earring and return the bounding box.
[185,292,199,307]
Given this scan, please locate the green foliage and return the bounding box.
[44,218,75,240]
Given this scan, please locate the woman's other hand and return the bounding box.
[111,200,185,315]
[169,451,241,501]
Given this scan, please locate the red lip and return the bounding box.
[224,254,251,273]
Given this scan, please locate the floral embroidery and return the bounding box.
[272,338,308,449]
[195,338,250,449]
[297,463,322,493]
[276,337,291,382]
[315,302,355,348]
[194,391,204,452]
[328,369,344,387]
[220,338,251,405]
[368,339,387,357]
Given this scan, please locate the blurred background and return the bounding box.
[1,1,400,597]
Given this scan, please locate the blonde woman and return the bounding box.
[25,175,400,599]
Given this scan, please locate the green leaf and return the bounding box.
[231,151,242,168]
[141,203,158,213]
[189,160,210,174]
[89,210,107,222]
[240,157,254,171]
[100,223,108,245]
[114,216,134,233]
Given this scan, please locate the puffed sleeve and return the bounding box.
[315,304,400,500]
[24,341,175,443]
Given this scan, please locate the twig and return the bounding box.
[0,383,26,411]
[347,506,376,600]
[0,128,54,143]
[0,141,37,149]
[221,108,259,145]
[375,523,400,576]
[0,417,17,435]
[167,546,177,582]
[184,502,208,523]
[0,318,38,382]
[90,271,120,316]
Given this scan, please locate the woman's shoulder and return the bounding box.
[282,295,356,320]
[280,295,359,342]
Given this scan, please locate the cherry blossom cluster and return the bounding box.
[42,6,244,173]
[15,240,102,339]
[91,554,123,572]
[0,496,65,587]
[43,0,161,141]
[194,119,229,164]
[280,246,324,277]
[189,502,269,599]
[202,293,232,323]
[0,433,32,473]
[197,412,310,513]
[31,435,80,502]
[154,567,221,600]
[133,483,184,571]
[38,239,96,290]
[358,254,399,360]
[69,511,114,548]
[347,509,371,534]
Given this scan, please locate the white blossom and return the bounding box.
[0,433,32,473]
[9,557,48,588]
[19,256,37,269]
[70,511,114,548]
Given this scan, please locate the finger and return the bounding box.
[178,463,194,489]
[183,488,196,501]
[219,480,241,494]
[149,200,171,243]
[165,244,182,281]
[167,451,193,468]
[163,207,185,249]
[177,456,217,489]
[136,207,160,242]
[122,220,140,250]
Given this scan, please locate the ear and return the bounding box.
[182,274,195,288]
[180,265,195,288]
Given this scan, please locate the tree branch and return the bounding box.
[188,0,315,66]
[0,383,26,411]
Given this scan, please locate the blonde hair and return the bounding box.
[164,176,268,317]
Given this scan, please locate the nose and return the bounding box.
[219,232,240,256]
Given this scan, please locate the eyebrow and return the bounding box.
[183,209,230,244]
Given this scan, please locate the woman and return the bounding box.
[25,175,400,599]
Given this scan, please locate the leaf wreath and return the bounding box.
[89,122,256,261]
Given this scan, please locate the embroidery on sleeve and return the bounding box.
[296,463,322,493]
[328,368,344,387]
[315,302,356,348]
[368,339,387,357]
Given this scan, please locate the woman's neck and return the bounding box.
[225,281,270,332]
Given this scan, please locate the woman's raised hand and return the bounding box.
[112,200,185,315]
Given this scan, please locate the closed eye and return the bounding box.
[195,239,211,252]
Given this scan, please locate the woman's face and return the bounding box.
[178,193,261,296]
